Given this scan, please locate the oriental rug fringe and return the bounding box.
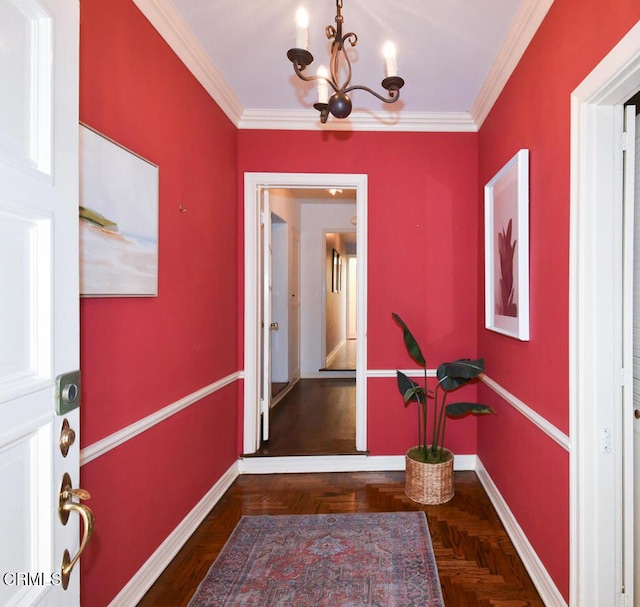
[188,511,444,607]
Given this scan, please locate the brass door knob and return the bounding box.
[635,409,640,420]
[59,419,76,457]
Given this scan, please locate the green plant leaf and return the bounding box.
[403,386,427,404]
[437,358,485,391]
[391,313,426,368]
[396,371,425,404]
[445,402,495,417]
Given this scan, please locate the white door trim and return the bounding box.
[569,21,640,607]
[261,189,271,441]
[243,173,368,454]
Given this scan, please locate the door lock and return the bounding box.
[56,371,81,415]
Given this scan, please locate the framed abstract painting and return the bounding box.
[484,149,530,340]
[79,124,159,297]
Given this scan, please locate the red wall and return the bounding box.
[238,130,481,455]
[477,0,640,601]
[79,1,238,604]
[75,0,640,604]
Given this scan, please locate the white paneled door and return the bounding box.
[0,1,85,606]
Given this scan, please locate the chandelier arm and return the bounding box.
[342,84,402,104]
[341,40,354,90]
[328,39,355,92]
[330,45,350,91]
[292,63,339,92]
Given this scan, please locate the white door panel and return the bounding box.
[0,0,53,178]
[0,202,52,400]
[0,0,83,605]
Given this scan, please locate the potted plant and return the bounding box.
[392,312,494,504]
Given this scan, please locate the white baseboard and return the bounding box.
[238,453,477,474]
[475,458,567,607]
[108,461,240,607]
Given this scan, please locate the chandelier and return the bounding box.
[287,0,405,123]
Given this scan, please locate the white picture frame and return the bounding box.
[79,124,159,297]
[484,149,530,340]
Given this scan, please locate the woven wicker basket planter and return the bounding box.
[405,447,454,505]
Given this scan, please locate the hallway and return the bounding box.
[322,338,357,371]
[255,378,358,456]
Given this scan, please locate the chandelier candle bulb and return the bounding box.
[317,66,329,104]
[295,7,309,49]
[383,42,398,78]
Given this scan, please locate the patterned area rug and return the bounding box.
[188,511,444,607]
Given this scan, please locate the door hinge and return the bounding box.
[616,591,627,607]
[260,210,265,225]
[622,130,630,151]
[260,398,267,415]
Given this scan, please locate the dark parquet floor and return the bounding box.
[255,378,359,456]
[138,470,545,607]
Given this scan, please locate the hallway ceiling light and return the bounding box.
[287,0,405,123]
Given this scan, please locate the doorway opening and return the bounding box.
[321,231,357,372]
[569,22,640,605]
[243,173,368,458]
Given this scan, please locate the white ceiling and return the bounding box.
[133,0,553,131]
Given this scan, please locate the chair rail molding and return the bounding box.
[80,371,241,465]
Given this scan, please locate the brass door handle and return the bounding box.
[270,322,279,331]
[60,501,95,589]
[58,473,95,590]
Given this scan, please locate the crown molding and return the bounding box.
[133,0,551,133]
[470,0,554,128]
[239,109,477,132]
[132,0,244,127]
